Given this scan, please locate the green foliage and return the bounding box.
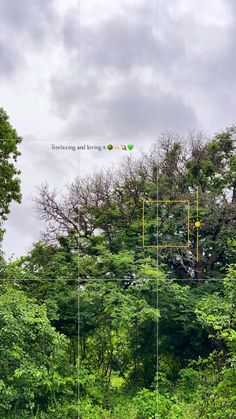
[0,108,22,221]
[3,241,78,280]
[76,129,236,280]
[0,108,22,263]
[156,266,236,418]
[0,115,236,417]
[134,389,157,418]
[79,279,158,393]
[0,285,77,417]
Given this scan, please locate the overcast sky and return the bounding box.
[1,0,236,258]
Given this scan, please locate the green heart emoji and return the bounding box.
[127,144,134,151]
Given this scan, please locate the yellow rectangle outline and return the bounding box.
[142,200,190,248]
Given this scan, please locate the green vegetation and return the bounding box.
[0,109,235,417]
[0,108,21,245]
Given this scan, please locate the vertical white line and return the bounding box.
[156,1,159,417]
[196,187,199,263]
[76,0,81,417]
[142,199,145,247]
[188,202,190,244]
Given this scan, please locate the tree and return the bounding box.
[4,124,233,417]
[0,284,78,417]
[0,108,22,269]
[0,108,22,221]
[35,129,235,280]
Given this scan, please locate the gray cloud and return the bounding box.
[0,0,56,38]
[50,2,157,140]
[53,1,236,139]
[158,94,199,134]
[0,40,23,77]
[80,18,156,70]
[158,0,236,133]
[104,82,157,137]
[0,0,58,78]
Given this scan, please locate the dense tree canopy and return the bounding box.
[35,128,236,280]
[0,283,77,418]
[0,109,235,417]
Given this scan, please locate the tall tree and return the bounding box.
[35,129,235,280]
[0,107,22,233]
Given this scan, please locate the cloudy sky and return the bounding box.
[1,0,236,257]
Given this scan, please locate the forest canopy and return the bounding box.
[0,109,235,417]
